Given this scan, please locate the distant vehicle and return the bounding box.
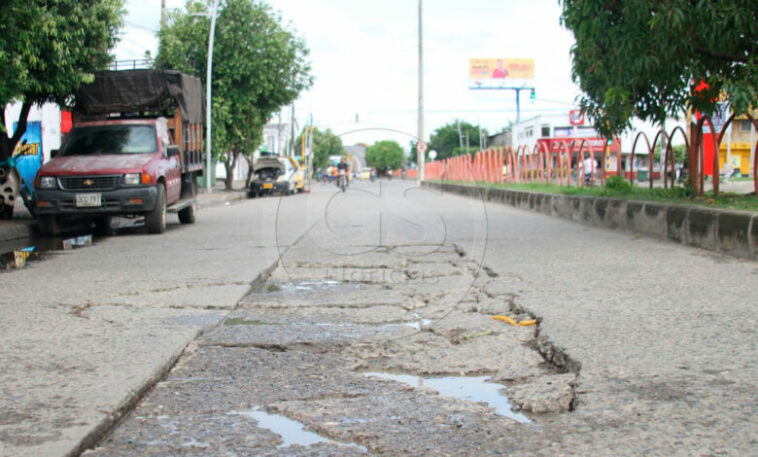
[292,159,305,192]
[34,69,204,236]
[249,156,301,197]
[359,167,372,181]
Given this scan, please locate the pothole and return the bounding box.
[364,372,531,423]
[231,409,368,452]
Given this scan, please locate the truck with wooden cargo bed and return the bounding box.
[33,69,205,235]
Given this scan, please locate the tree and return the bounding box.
[0,0,123,161]
[428,121,487,160]
[157,0,312,189]
[295,128,343,169]
[365,140,404,172]
[561,0,758,137]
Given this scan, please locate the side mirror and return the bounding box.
[167,145,181,157]
[50,149,60,158]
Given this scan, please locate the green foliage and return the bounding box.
[652,143,688,163]
[561,0,758,137]
[365,140,404,171]
[445,180,755,211]
[406,141,418,165]
[604,175,632,193]
[0,0,123,158]
[295,128,343,169]
[428,121,487,160]
[156,0,312,160]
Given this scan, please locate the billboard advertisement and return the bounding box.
[12,121,44,189]
[469,58,534,89]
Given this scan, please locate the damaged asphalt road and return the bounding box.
[8,181,754,456]
[84,212,579,456]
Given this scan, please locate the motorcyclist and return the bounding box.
[336,156,350,187]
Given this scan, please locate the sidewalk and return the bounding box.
[0,183,296,457]
[0,182,248,243]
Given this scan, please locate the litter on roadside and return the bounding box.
[492,315,537,327]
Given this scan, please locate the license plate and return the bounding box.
[263,183,273,189]
[75,193,102,207]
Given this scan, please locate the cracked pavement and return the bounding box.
[2,180,756,456]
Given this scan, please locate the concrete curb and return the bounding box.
[423,181,758,260]
[80,256,280,456]
[0,190,248,244]
[66,338,193,457]
[0,220,36,243]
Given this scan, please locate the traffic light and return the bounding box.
[530,89,536,100]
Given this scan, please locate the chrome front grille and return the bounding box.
[59,175,121,191]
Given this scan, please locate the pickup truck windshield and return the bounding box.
[61,125,158,156]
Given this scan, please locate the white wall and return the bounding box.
[4,102,62,163]
[513,112,688,157]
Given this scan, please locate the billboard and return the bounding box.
[469,58,534,89]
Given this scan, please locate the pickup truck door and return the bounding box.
[165,153,182,203]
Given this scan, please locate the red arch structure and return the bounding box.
[423,116,757,197]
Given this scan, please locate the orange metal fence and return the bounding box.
[421,113,758,197]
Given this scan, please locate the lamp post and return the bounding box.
[191,0,218,192]
[205,0,218,192]
[417,0,424,185]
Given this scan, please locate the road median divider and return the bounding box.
[423,181,757,260]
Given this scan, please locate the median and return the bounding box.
[422,180,758,260]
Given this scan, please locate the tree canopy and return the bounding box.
[365,140,404,171]
[427,121,487,160]
[157,0,312,188]
[295,127,343,169]
[561,0,758,137]
[0,0,123,160]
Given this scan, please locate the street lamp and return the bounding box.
[191,0,218,192]
[417,0,424,185]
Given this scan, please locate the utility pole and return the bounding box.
[660,119,666,177]
[417,0,425,184]
[205,0,218,192]
[290,103,296,158]
[457,121,463,153]
[161,0,167,29]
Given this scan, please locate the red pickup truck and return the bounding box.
[34,69,205,235]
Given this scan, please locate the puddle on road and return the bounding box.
[404,318,433,330]
[292,279,341,291]
[364,372,531,423]
[268,279,363,294]
[233,409,367,452]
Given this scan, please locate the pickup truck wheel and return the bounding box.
[0,205,12,220]
[94,216,113,236]
[38,215,61,237]
[0,168,19,219]
[145,184,166,234]
[178,201,196,224]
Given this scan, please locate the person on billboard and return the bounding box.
[492,60,509,78]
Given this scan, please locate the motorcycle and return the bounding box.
[337,169,347,192]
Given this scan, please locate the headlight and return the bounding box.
[39,177,57,189]
[124,173,141,185]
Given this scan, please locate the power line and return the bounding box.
[124,20,158,33]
